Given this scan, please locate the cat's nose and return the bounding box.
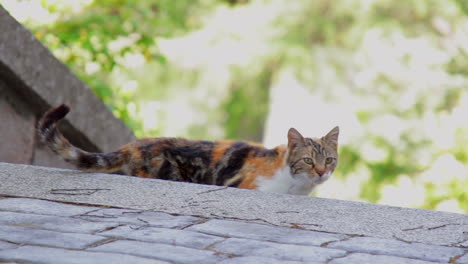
[316,167,326,176]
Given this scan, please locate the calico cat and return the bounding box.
[38,104,339,195]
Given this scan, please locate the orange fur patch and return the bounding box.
[238,146,287,189]
[210,141,235,166]
[136,169,151,178]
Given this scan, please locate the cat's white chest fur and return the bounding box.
[256,167,330,196]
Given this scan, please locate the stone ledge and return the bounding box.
[0,162,467,249]
[0,6,135,153]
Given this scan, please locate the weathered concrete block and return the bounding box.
[0,246,168,264]
[1,162,467,249]
[78,208,202,228]
[0,197,100,216]
[0,80,35,164]
[329,253,440,264]
[0,163,466,264]
[327,236,465,263]
[219,256,307,264]
[188,219,347,246]
[99,225,224,249]
[0,240,17,250]
[0,211,119,234]
[0,225,106,249]
[0,5,135,169]
[90,240,227,264]
[394,222,468,248]
[212,238,346,262]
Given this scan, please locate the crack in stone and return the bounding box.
[276,210,300,214]
[206,214,280,227]
[427,223,466,231]
[399,223,468,246]
[84,237,119,249]
[202,237,229,252]
[453,238,468,248]
[287,222,323,229]
[0,239,23,247]
[49,188,111,195]
[392,234,413,244]
[68,208,102,219]
[196,186,229,195]
[96,224,125,233]
[136,217,150,225]
[324,251,351,264]
[401,225,424,231]
[129,225,147,230]
[78,211,118,219]
[321,235,353,248]
[181,218,210,230]
[121,210,145,215]
[402,223,468,232]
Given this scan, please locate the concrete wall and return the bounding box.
[0,162,467,264]
[0,6,135,169]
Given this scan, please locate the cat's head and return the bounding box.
[286,127,339,184]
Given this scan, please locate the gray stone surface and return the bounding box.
[0,211,118,233]
[0,197,100,216]
[395,223,468,247]
[0,225,105,249]
[329,253,442,264]
[0,163,466,264]
[0,80,36,164]
[460,240,468,247]
[0,246,168,264]
[458,254,468,264]
[213,238,346,262]
[188,219,347,246]
[219,256,307,264]
[90,240,226,264]
[99,225,224,249]
[78,207,202,228]
[1,162,466,247]
[328,236,465,263]
[0,241,17,250]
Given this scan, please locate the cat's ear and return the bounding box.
[323,126,339,149]
[288,128,305,148]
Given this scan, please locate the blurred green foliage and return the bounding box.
[2,0,467,213]
[26,0,220,134]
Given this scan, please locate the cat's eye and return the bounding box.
[303,158,314,165]
[326,157,334,164]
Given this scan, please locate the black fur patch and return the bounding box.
[216,142,250,185]
[39,104,70,131]
[141,165,149,173]
[78,154,98,169]
[255,148,278,158]
[163,141,214,183]
[43,127,57,144]
[140,143,158,164]
[157,160,174,180]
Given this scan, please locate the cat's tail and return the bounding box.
[38,104,128,173]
